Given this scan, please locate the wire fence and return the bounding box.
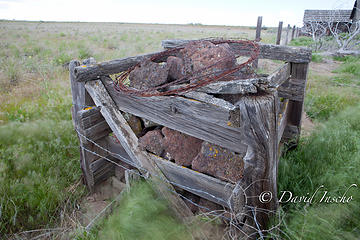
[73,125,287,240]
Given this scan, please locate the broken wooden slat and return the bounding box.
[101,76,247,154]
[162,39,312,63]
[84,79,194,220]
[268,63,291,88]
[106,136,238,208]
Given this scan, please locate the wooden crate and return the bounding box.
[69,39,311,234]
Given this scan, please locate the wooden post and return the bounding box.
[291,25,296,41]
[70,58,114,192]
[70,60,95,190]
[255,16,263,41]
[285,24,291,45]
[276,21,283,45]
[283,62,309,143]
[254,16,263,68]
[235,93,279,233]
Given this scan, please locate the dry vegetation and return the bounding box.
[0,20,359,239]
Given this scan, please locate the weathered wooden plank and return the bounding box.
[74,51,170,82]
[276,21,283,45]
[287,63,309,129]
[101,76,247,154]
[162,39,312,63]
[151,154,239,208]
[277,99,290,144]
[182,91,236,110]
[106,136,238,208]
[78,107,103,129]
[70,60,97,190]
[195,78,262,95]
[90,157,116,185]
[84,79,194,220]
[234,93,278,232]
[278,78,306,101]
[82,120,111,140]
[268,63,291,88]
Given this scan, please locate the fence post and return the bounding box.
[285,24,290,45]
[254,16,262,68]
[291,25,296,41]
[255,16,263,41]
[276,21,283,45]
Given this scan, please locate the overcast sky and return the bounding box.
[0,0,356,27]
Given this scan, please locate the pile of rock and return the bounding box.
[138,126,244,183]
[129,41,239,90]
[123,40,249,214]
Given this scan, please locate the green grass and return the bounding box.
[0,119,84,234]
[305,57,360,121]
[94,182,191,240]
[289,36,314,47]
[278,104,360,239]
[311,54,324,63]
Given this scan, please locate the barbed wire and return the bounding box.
[113,39,260,97]
[74,129,285,239]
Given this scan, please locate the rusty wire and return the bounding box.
[114,39,260,97]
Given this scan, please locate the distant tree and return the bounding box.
[303,7,360,52]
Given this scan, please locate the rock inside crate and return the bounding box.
[127,40,257,92]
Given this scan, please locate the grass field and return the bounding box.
[0,20,359,239]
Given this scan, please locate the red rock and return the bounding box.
[167,56,185,80]
[192,142,244,182]
[179,41,237,81]
[138,129,164,156]
[161,127,203,167]
[129,59,169,90]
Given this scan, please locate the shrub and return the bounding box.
[311,54,324,63]
[289,36,314,47]
[78,47,93,60]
